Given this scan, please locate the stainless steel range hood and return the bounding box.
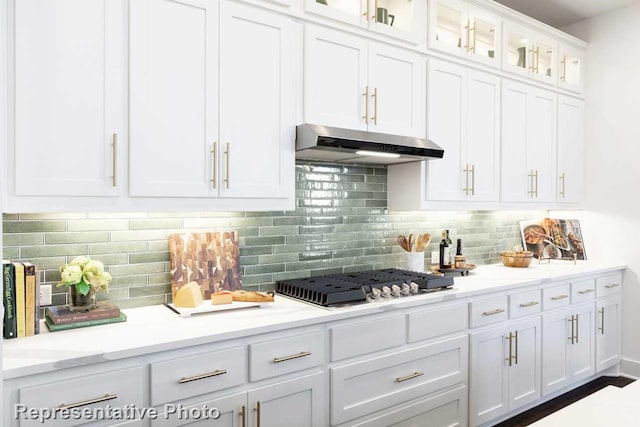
[295,124,444,165]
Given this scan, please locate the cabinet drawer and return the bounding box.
[348,385,467,427]
[330,314,405,362]
[510,289,541,318]
[150,346,245,406]
[18,366,144,427]
[469,295,508,328]
[596,274,622,298]
[407,302,468,343]
[571,279,596,303]
[249,330,324,381]
[330,334,467,425]
[543,284,571,311]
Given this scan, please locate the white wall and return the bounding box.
[563,2,640,377]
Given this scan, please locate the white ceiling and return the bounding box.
[494,0,640,28]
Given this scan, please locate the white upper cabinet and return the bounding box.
[503,22,557,86]
[558,43,584,93]
[429,0,501,67]
[305,25,425,138]
[219,1,295,199]
[130,0,218,198]
[501,80,556,203]
[304,0,426,44]
[557,96,584,204]
[14,0,126,197]
[426,60,499,202]
[130,0,295,200]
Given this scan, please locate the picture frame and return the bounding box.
[519,218,586,260]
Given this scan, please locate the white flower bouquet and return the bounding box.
[58,256,112,296]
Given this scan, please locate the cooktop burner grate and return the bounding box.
[275,268,454,307]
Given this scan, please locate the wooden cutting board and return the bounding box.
[169,231,243,299]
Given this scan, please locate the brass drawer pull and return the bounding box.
[178,369,227,384]
[514,330,519,364]
[395,371,424,383]
[551,294,569,301]
[578,289,594,295]
[273,351,312,364]
[58,394,117,411]
[482,308,504,316]
[599,307,605,334]
[605,284,620,289]
[505,333,513,366]
[240,405,246,427]
[568,315,575,344]
[255,401,262,427]
[519,301,539,308]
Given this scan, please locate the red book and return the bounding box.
[45,301,120,325]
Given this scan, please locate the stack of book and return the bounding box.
[44,300,126,332]
[3,260,40,339]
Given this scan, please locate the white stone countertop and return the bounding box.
[2,261,626,380]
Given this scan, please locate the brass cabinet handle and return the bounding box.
[111,133,117,187]
[211,142,217,189]
[534,47,540,73]
[471,22,476,53]
[178,369,227,384]
[240,405,246,427]
[561,56,567,82]
[254,401,261,427]
[519,301,539,308]
[363,0,369,17]
[482,308,504,316]
[371,87,378,125]
[464,20,470,50]
[605,284,620,289]
[395,371,424,383]
[371,0,378,20]
[534,170,538,197]
[599,307,605,334]
[463,164,470,195]
[575,313,579,343]
[568,315,575,345]
[224,143,230,189]
[560,172,566,198]
[470,164,475,195]
[514,330,519,365]
[578,289,594,295]
[58,394,117,411]
[273,351,312,364]
[505,333,513,367]
[363,86,369,125]
[551,294,569,301]
[528,170,535,196]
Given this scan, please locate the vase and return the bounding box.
[68,285,97,311]
[403,252,425,273]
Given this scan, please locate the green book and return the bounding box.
[44,312,127,332]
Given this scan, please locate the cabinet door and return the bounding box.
[129,0,218,197]
[527,89,556,202]
[509,317,541,412]
[503,23,531,78]
[248,372,324,427]
[559,44,584,93]
[152,392,245,427]
[368,44,425,137]
[501,81,529,202]
[429,0,468,58]
[304,25,368,131]
[426,60,466,201]
[557,96,585,203]
[370,0,426,44]
[531,36,557,85]
[303,0,364,27]
[468,6,501,67]
[466,70,500,201]
[542,310,571,396]
[219,2,295,199]
[570,304,595,382]
[14,0,125,196]
[596,298,621,372]
[469,326,509,426]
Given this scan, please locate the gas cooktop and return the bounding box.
[275,268,454,308]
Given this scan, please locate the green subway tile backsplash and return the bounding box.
[2,161,544,310]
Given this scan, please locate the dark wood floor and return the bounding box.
[494,376,635,427]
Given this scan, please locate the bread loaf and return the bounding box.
[231,290,274,302]
[211,291,233,305]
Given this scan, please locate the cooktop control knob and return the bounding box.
[391,284,401,297]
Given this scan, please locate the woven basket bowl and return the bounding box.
[500,251,534,268]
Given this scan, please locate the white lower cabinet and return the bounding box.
[469,317,541,426]
[542,303,595,395]
[153,392,246,427]
[596,297,621,372]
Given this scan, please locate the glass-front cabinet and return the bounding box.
[429,0,501,67]
[503,22,557,85]
[304,0,426,44]
[558,43,583,93]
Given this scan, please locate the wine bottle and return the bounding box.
[445,230,454,265]
[439,230,451,269]
[456,238,462,256]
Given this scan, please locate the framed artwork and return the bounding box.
[519,218,586,260]
[169,231,243,299]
